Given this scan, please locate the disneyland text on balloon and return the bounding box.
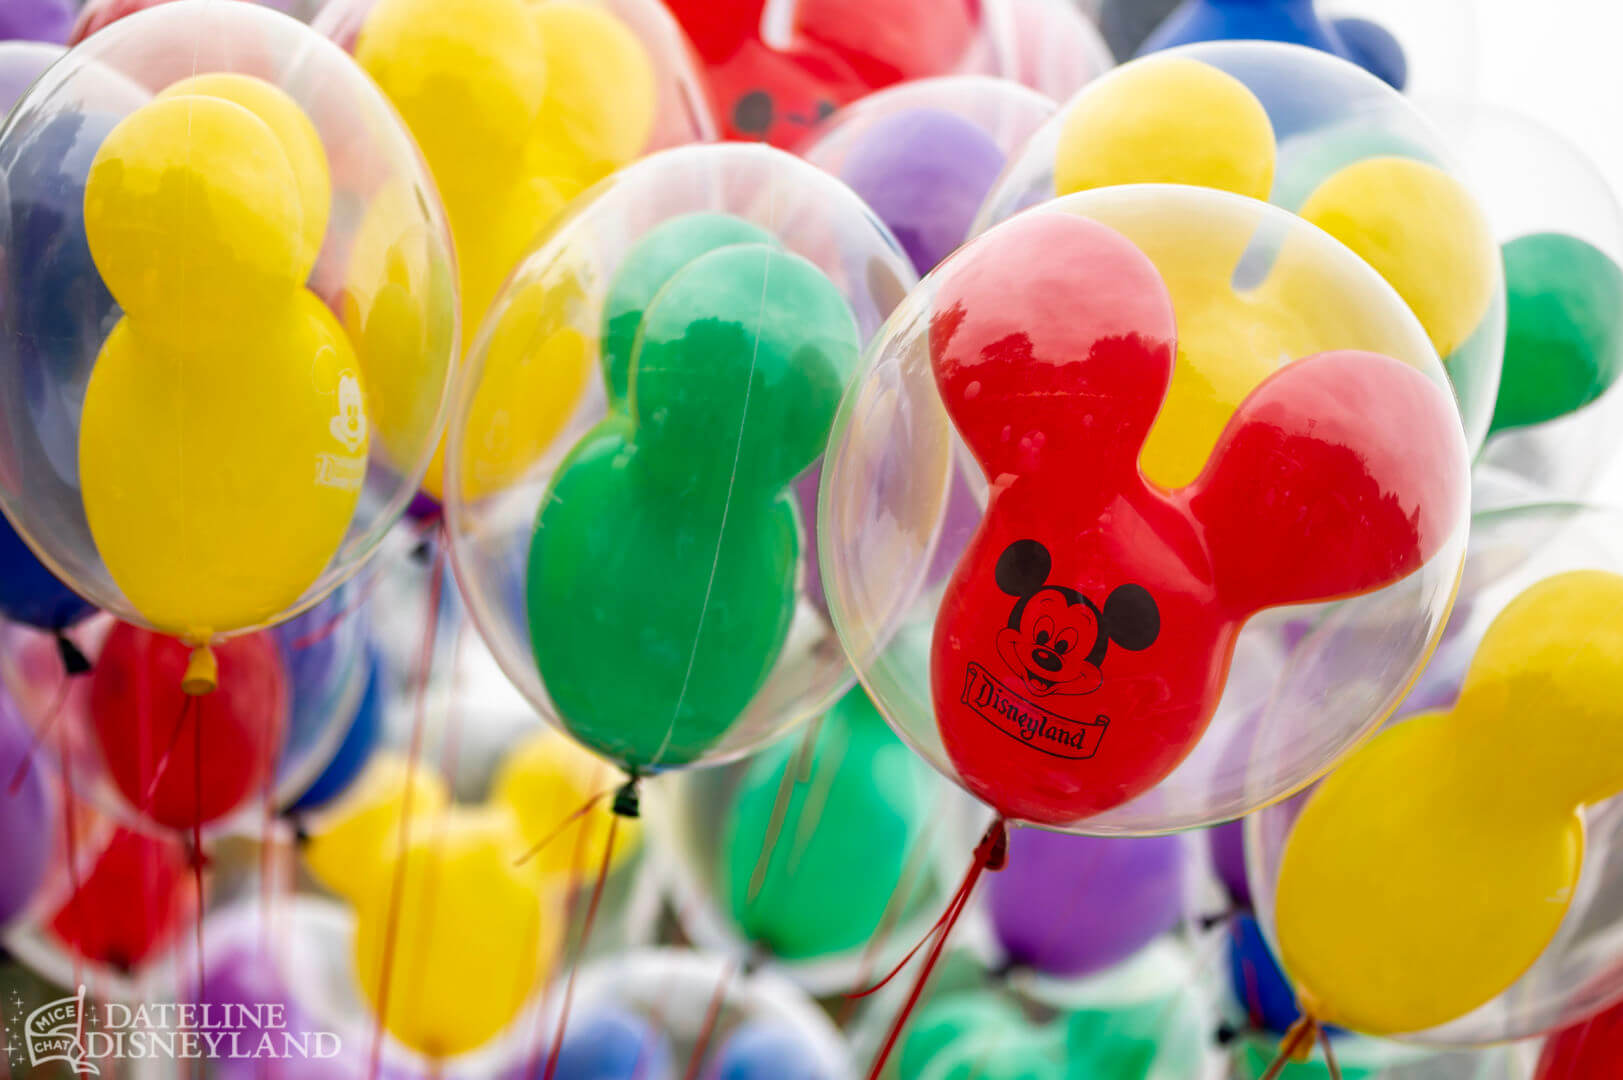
[960,663,1109,759]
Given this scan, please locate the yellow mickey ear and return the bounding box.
[1054,56,1276,200]
[157,74,332,280]
[1297,156,1500,360]
[84,94,305,333]
[302,752,451,904]
[529,2,657,181]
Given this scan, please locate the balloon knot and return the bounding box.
[976,818,1009,871]
[182,645,218,696]
[55,633,92,676]
[612,776,641,819]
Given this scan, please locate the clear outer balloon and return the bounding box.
[444,143,916,776]
[1423,102,1623,510]
[531,949,850,1079]
[0,0,456,643]
[1248,505,1623,1045]
[270,583,376,808]
[647,686,981,995]
[798,76,1056,276]
[71,0,318,44]
[989,828,1189,977]
[822,185,1469,835]
[664,0,1106,147]
[0,688,52,929]
[977,42,1505,464]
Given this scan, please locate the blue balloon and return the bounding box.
[287,650,384,813]
[1227,913,1304,1035]
[703,1021,833,1080]
[531,1007,673,1080]
[1139,0,1408,90]
[0,517,91,630]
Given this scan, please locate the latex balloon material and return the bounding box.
[1139,0,1408,89]
[901,992,1028,1080]
[1064,997,1209,1080]
[527,220,859,770]
[492,728,640,878]
[665,0,977,144]
[1208,819,1252,908]
[1229,913,1306,1036]
[288,651,384,813]
[0,693,52,927]
[544,1006,673,1080]
[352,805,562,1059]
[0,519,94,631]
[1276,570,1623,1034]
[703,1021,831,1080]
[1489,233,1623,434]
[838,107,1008,275]
[1536,996,1623,1080]
[80,88,367,638]
[988,827,1185,976]
[90,623,289,830]
[354,0,656,499]
[302,751,450,901]
[1,0,72,43]
[929,210,1468,824]
[922,1029,1065,1080]
[49,827,191,972]
[720,687,934,959]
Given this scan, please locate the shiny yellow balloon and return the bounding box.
[1297,157,1500,360]
[1275,570,1623,1035]
[352,805,563,1059]
[1054,56,1275,200]
[492,729,639,880]
[303,751,451,903]
[529,1,657,178]
[156,74,331,276]
[84,94,305,337]
[80,291,368,638]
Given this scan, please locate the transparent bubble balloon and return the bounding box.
[443,143,915,782]
[969,0,1115,102]
[799,76,1057,276]
[1247,503,1623,1047]
[1418,102,1623,511]
[0,1,458,650]
[821,185,1470,835]
[978,41,1506,456]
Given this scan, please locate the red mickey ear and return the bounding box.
[795,0,978,87]
[664,0,766,62]
[929,212,1178,489]
[1184,350,1467,615]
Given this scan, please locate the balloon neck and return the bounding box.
[55,633,92,677]
[611,775,641,819]
[182,645,218,696]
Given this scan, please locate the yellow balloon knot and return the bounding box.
[182,645,218,696]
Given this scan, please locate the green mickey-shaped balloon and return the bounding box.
[527,214,860,770]
[720,688,935,960]
[1489,231,1623,434]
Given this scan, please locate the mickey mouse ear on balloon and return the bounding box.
[977,41,1505,459]
[821,184,1470,835]
[0,1,457,673]
[443,143,915,804]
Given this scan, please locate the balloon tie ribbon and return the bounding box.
[542,813,621,1080]
[679,958,736,1080]
[1260,1015,1322,1080]
[512,784,620,869]
[853,817,1008,1080]
[611,774,641,819]
[8,658,80,796]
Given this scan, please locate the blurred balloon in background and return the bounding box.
[47,825,193,974]
[0,0,72,43]
[539,1005,674,1080]
[0,690,52,929]
[288,649,385,813]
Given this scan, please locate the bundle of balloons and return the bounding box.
[1,1,1622,1079]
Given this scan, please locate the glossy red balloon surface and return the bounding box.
[90,624,288,831]
[929,212,1467,825]
[666,0,977,144]
[1537,999,1623,1079]
[49,826,192,972]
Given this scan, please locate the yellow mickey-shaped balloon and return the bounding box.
[81,86,365,638]
[303,751,451,902]
[492,728,639,879]
[528,2,657,179]
[1275,570,1623,1035]
[352,804,564,1059]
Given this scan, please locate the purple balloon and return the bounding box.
[989,827,1186,977]
[0,0,73,44]
[0,690,52,928]
[839,108,1007,276]
[1206,819,1250,909]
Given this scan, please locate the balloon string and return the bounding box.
[1319,1024,1341,1080]
[836,812,944,1028]
[746,717,820,904]
[679,958,735,1080]
[542,814,621,1080]
[8,672,74,796]
[56,721,84,1039]
[522,797,596,1080]
[860,818,1008,1080]
[191,699,206,1026]
[290,515,435,651]
[512,786,617,869]
[367,535,446,1080]
[1259,1016,1320,1080]
[139,693,196,813]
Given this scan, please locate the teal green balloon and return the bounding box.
[921,1030,1066,1080]
[601,213,778,402]
[632,243,860,496]
[1489,231,1623,434]
[1236,1040,1376,1079]
[527,421,800,768]
[901,992,1028,1080]
[721,688,934,959]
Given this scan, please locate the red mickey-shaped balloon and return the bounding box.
[931,211,1468,825]
[666,0,977,144]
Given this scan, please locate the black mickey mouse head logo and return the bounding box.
[993,539,1159,698]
